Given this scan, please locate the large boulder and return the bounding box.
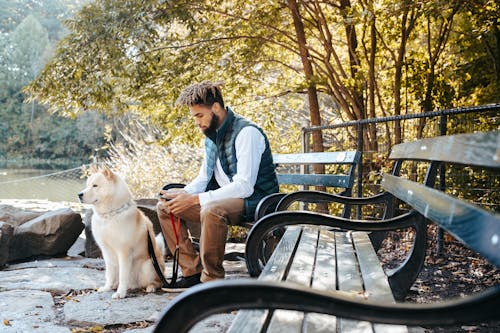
[8,208,84,262]
[0,221,14,267]
[0,204,43,227]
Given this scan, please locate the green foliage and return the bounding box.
[25,1,499,152]
[0,0,105,168]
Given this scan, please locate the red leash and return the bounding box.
[168,212,181,286]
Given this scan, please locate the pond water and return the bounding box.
[0,168,86,202]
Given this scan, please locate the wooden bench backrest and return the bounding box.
[383,131,500,268]
[272,151,360,189]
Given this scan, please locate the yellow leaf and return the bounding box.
[3,319,11,326]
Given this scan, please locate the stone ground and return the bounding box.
[0,199,247,333]
[0,243,248,333]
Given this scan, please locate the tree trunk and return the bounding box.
[288,0,327,212]
[287,0,324,157]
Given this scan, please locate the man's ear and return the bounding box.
[212,102,226,117]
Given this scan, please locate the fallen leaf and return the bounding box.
[3,319,11,326]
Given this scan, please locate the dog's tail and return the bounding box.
[155,233,166,259]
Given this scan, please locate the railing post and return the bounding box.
[437,114,447,256]
[357,123,363,219]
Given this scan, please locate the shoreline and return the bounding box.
[0,198,89,214]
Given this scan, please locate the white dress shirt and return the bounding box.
[183,126,266,206]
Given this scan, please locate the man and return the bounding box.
[157,81,279,290]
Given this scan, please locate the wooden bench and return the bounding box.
[152,131,500,333]
[254,151,360,222]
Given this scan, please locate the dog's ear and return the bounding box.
[89,164,98,173]
[101,168,115,181]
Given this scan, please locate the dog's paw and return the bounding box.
[146,285,156,293]
[112,290,127,299]
[97,285,112,292]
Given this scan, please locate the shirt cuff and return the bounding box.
[198,192,211,206]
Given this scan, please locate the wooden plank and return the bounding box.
[389,131,500,168]
[352,232,408,333]
[260,226,303,281]
[335,232,373,333]
[273,151,359,165]
[382,173,500,267]
[226,310,270,333]
[267,227,319,332]
[227,227,302,333]
[277,174,351,188]
[304,228,338,333]
[351,232,394,302]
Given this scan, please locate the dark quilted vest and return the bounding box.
[204,107,279,221]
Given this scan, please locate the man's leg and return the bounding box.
[199,198,244,282]
[156,202,202,277]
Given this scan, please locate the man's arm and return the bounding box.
[198,126,266,205]
[183,158,209,194]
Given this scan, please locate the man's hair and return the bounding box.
[176,81,225,109]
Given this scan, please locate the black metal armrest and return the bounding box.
[161,183,186,191]
[277,190,393,210]
[153,279,500,333]
[254,193,286,221]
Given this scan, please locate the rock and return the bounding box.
[83,209,101,258]
[8,208,84,262]
[0,266,103,293]
[0,289,70,333]
[0,204,43,227]
[67,236,86,257]
[0,222,14,268]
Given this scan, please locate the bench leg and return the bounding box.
[387,216,427,300]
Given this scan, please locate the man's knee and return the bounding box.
[200,202,228,224]
[156,201,170,219]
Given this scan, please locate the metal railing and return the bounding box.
[301,103,500,210]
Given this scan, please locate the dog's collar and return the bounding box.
[98,200,135,219]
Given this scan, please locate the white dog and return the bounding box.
[78,167,165,299]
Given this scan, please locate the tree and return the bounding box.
[25,0,499,152]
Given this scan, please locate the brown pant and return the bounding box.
[157,198,244,283]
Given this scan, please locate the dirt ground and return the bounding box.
[378,226,500,333]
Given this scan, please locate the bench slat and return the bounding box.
[227,227,303,333]
[277,174,352,188]
[304,229,338,333]
[273,151,359,165]
[335,232,373,333]
[267,227,318,331]
[382,174,500,268]
[389,131,500,168]
[352,232,408,333]
[352,232,394,302]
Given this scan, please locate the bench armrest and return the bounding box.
[277,190,394,215]
[254,193,286,221]
[277,190,393,207]
[153,279,500,333]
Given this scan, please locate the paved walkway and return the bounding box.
[0,243,248,333]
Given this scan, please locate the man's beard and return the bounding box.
[203,113,219,138]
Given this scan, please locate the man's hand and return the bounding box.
[160,190,199,216]
[159,188,186,201]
